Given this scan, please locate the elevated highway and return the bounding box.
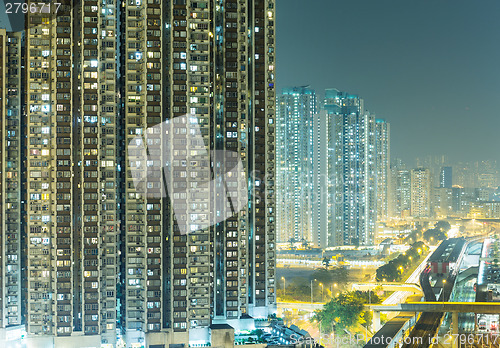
[352,282,422,295]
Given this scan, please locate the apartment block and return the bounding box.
[18,0,276,346]
[410,168,431,218]
[276,86,316,245]
[375,119,390,221]
[0,28,23,336]
[325,89,376,246]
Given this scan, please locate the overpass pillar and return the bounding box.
[373,310,381,332]
[452,312,459,348]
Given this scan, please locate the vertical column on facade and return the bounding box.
[0,30,5,329]
[264,0,276,311]
[98,0,119,343]
[366,115,376,245]
[213,0,236,323]
[26,1,73,336]
[185,0,211,336]
[144,0,164,334]
[53,1,74,336]
[167,0,188,337]
[235,0,249,318]
[0,29,23,329]
[78,0,102,338]
[123,0,148,338]
[249,0,268,313]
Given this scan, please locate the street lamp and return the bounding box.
[281,277,286,299]
[331,283,338,298]
[311,279,317,304]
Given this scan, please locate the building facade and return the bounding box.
[312,110,328,248]
[0,28,23,336]
[326,89,376,246]
[375,119,390,221]
[25,2,117,345]
[276,87,316,245]
[389,159,411,219]
[410,168,431,218]
[17,0,277,346]
[439,166,452,189]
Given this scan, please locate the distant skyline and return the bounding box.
[277,0,500,166]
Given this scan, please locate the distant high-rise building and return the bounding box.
[389,160,411,219]
[415,155,448,188]
[20,0,276,346]
[375,119,390,221]
[276,87,317,245]
[326,89,376,246]
[0,28,23,335]
[411,168,431,218]
[439,166,453,188]
[453,162,476,188]
[433,188,453,218]
[312,110,328,248]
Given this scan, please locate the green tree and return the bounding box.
[278,277,315,302]
[376,262,399,282]
[311,292,364,332]
[322,256,331,269]
[376,242,428,281]
[403,228,423,244]
[311,267,349,288]
[311,291,377,333]
[352,290,381,305]
[423,228,447,244]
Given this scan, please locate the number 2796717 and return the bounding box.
[5,2,62,14]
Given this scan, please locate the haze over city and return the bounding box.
[277,0,500,164]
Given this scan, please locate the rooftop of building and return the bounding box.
[428,237,466,263]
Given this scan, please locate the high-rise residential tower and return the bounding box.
[410,168,431,218]
[375,119,390,221]
[0,28,23,337]
[312,110,328,248]
[22,0,276,346]
[389,159,412,219]
[326,89,376,247]
[122,0,276,345]
[276,86,316,245]
[25,2,119,345]
[440,166,453,189]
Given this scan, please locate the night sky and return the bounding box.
[277,0,500,165]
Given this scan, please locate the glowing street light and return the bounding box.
[311,279,317,304]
